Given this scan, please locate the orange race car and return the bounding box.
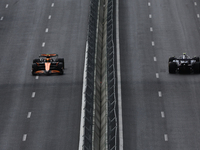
[32,54,64,75]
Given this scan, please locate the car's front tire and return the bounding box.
[193,62,200,74]
[169,62,177,74]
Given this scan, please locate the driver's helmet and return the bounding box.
[46,58,51,62]
[182,53,188,59]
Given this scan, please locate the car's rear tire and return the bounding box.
[193,62,200,74]
[193,57,200,62]
[169,57,176,62]
[32,63,38,75]
[169,62,177,74]
[57,58,64,69]
[58,62,64,75]
[33,59,40,63]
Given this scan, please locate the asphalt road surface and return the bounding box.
[0,0,89,149]
[120,0,200,150]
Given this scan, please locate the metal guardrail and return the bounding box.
[83,0,100,150]
[105,1,118,150]
[81,0,118,149]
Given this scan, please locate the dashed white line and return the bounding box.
[194,2,197,6]
[51,3,54,7]
[32,92,36,98]
[150,27,153,32]
[42,42,45,47]
[35,76,39,79]
[45,28,49,33]
[156,73,159,78]
[0,17,3,21]
[27,112,32,118]
[161,111,165,118]
[48,15,52,19]
[5,4,9,8]
[148,2,151,6]
[158,91,162,97]
[164,134,168,141]
[154,57,157,62]
[197,14,200,18]
[22,134,27,141]
[149,14,152,18]
[152,41,155,46]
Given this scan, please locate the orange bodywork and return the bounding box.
[45,62,51,71]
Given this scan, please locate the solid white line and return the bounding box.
[149,14,152,18]
[45,28,49,33]
[42,42,45,47]
[154,57,157,62]
[27,112,32,118]
[35,76,39,79]
[164,134,168,141]
[48,15,51,19]
[152,41,155,46]
[51,3,54,7]
[116,0,124,148]
[150,27,153,32]
[148,2,151,6]
[158,91,162,97]
[32,92,35,98]
[5,4,8,8]
[156,73,159,78]
[161,111,165,118]
[22,134,27,141]
[78,42,88,150]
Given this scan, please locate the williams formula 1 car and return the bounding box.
[168,53,200,74]
[32,54,64,75]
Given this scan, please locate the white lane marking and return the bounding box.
[148,2,151,6]
[194,2,197,6]
[22,134,27,141]
[154,57,157,62]
[164,134,168,141]
[156,73,159,78]
[197,14,200,18]
[45,28,49,33]
[48,15,52,19]
[152,41,155,46]
[149,14,152,18]
[42,42,45,47]
[158,91,162,97]
[27,112,32,118]
[161,111,165,118]
[32,92,35,98]
[78,42,88,150]
[51,3,54,7]
[0,17,3,21]
[150,27,153,32]
[35,76,39,79]
[5,4,9,8]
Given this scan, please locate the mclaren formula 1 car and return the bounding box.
[168,53,200,74]
[32,54,64,75]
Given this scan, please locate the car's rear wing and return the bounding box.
[39,54,58,57]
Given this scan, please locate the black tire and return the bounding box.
[169,62,177,74]
[33,59,40,63]
[169,57,176,63]
[193,57,200,62]
[193,62,200,74]
[32,63,38,75]
[58,63,64,75]
[57,58,64,69]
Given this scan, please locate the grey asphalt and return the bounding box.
[0,0,89,149]
[119,0,200,150]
